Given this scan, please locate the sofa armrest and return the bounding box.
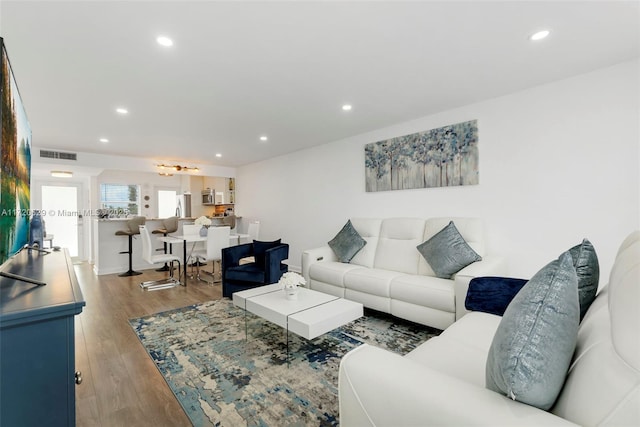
[301,246,337,284]
[339,344,579,427]
[454,255,507,320]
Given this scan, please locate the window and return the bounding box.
[157,189,177,218]
[100,184,140,216]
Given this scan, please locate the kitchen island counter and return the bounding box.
[93,218,194,275]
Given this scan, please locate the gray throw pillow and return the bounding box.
[416,221,482,279]
[485,252,580,410]
[567,239,599,320]
[328,220,366,263]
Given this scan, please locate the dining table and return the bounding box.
[158,234,240,285]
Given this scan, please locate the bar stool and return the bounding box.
[221,214,236,230]
[151,216,179,272]
[115,216,146,277]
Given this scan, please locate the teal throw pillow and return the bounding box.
[567,239,599,319]
[485,252,580,410]
[417,221,482,279]
[328,220,366,263]
[253,239,281,268]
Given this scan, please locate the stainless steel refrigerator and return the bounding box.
[176,193,192,218]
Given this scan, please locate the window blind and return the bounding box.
[100,184,140,215]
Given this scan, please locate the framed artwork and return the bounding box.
[365,120,478,192]
[1,37,32,264]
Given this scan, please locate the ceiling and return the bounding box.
[2,1,638,168]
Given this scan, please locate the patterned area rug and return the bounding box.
[129,299,440,426]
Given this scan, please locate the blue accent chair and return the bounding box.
[222,242,289,298]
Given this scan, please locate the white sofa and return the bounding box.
[301,217,506,330]
[338,230,640,426]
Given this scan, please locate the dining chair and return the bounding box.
[182,223,201,236]
[237,220,260,245]
[151,216,179,271]
[192,226,231,285]
[182,223,205,273]
[237,221,260,263]
[138,225,181,290]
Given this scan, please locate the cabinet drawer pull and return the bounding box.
[75,371,83,385]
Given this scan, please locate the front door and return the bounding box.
[40,184,83,259]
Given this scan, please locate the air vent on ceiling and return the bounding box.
[40,150,77,161]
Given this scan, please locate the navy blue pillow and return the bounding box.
[465,277,528,316]
[253,239,281,268]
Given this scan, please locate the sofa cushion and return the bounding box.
[225,263,264,283]
[567,239,599,320]
[437,311,503,354]
[407,312,501,386]
[349,218,382,268]
[309,262,364,287]
[373,218,426,274]
[344,268,405,297]
[390,275,456,313]
[485,252,580,410]
[417,221,482,279]
[253,239,281,268]
[328,220,367,263]
[465,277,528,316]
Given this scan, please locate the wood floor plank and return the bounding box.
[74,262,219,426]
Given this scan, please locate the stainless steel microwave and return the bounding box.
[202,189,214,205]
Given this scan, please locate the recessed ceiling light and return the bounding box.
[99,138,109,143]
[342,104,352,111]
[215,153,222,158]
[259,136,268,141]
[156,36,174,47]
[116,107,128,114]
[529,30,550,41]
[51,171,73,178]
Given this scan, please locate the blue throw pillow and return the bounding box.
[253,239,281,269]
[417,221,482,279]
[567,239,599,319]
[485,252,580,410]
[328,220,366,263]
[465,277,528,316]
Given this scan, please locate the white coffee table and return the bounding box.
[233,284,364,360]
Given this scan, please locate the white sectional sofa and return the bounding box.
[338,231,640,426]
[301,217,505,330]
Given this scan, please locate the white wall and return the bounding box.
[236,59,639,284]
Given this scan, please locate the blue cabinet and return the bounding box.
[1,249,85,426]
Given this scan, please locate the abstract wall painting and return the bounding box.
[365,120,478,192]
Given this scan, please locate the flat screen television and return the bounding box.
[0,37,32,267]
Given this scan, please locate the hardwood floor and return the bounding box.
[74,262,220,427]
